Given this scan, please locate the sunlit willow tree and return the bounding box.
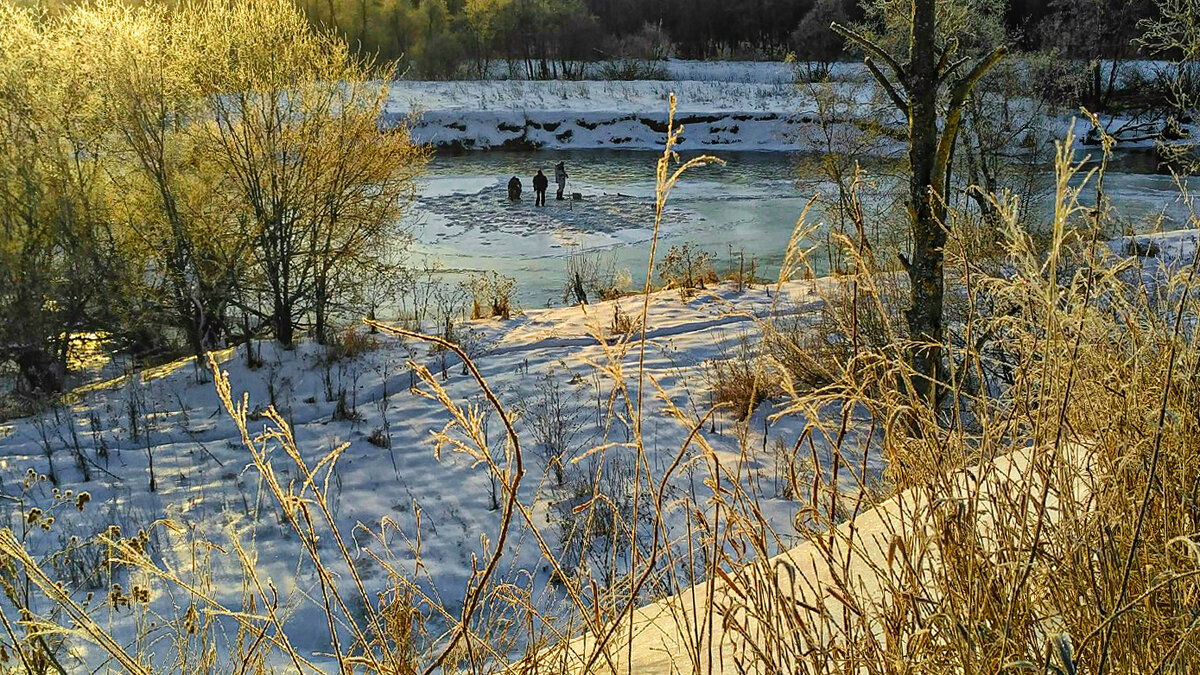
[0,0,427,395]
[69,2,247,364]
[196,2,427,347]
[833,0,1006,406]
[0,5,122,396]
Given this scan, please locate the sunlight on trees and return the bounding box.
[834,0,1006,406]
[0,0,428,395]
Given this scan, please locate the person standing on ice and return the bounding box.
[508,175,522,201]
[533,169,549,206]
[554,161,568,200]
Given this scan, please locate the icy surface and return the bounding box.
[410,149,1200,307]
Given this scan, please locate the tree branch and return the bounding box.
[940,55,972,85]
[935,37,960,77]
[830,21,907,86]
[948,46,1008,115]
[865,57,909,114]
[933,46,1007,192]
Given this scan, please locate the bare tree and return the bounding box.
[833,1,1005,405]
[197,0,427,347]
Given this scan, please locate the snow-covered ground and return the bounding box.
[5,56,1199,669]
[386,61,897,152]
[1,213,1194,668]
[0,280,882,668]
[387,59,1193,153]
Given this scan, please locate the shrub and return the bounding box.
[526,369,584,486]
[609,303,640,337]
[331,388,360,421]
[657,242,717,296]
[367,426,391,448]
[720,247,759,290]
[323,326,381,364]
[548,453,650,581]
[563,250,624,305]
[463,271,516,320]
[597,58,669,80]
[705,335,781,419]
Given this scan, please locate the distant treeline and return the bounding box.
[13,0,1166,77]
[288,0,1164,77]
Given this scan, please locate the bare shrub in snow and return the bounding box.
[549,452,652,584]
[526,369,585,486]
[608,303,641,337]
[719,246,759,290]
[705,334,781,419]
[322,327,381,364]
[367,426,391,449]
[657,242,717,296]
[463,271,516,320]
[563,249,624,305]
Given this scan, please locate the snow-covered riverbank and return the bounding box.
[385,62,899,152]
[0,224,1194,667]
[386,59,1195,154]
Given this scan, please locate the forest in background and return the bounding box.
[9,0,1166,77]
[294,0,1164,76]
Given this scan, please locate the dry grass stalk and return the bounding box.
[4,108,1200,675]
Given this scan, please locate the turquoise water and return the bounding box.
[411,149,1197,306]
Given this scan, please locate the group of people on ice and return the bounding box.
[508,161,568,206]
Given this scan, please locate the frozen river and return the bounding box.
[409,149,1199,306]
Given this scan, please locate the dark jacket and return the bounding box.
[533,170,549,192]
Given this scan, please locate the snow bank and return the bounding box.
[1110,228,1200,269]
[385,69,897,152]
[520,441,1095,674]
[398,108,885,152]
[0,281,878,668]
[662,59,865,84]
[388,59,1199,154]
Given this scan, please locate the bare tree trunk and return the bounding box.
[832,0,1005,409]
[904,0,945,405]
[273,291,294,347]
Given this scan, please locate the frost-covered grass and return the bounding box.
[0,110,879,669]
[0,278,878,670]
[4,108,1200,675]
